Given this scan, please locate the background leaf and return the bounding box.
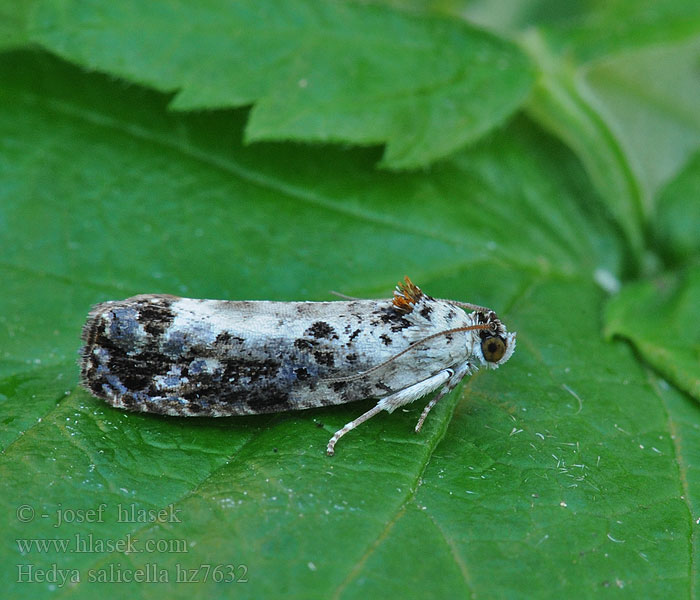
[0,1,32,50]
[605,267,700,401]
[461,0,700,60]
[465,0,700,260]
[654,150,700,264]
[2,1,700,598]
[27,0,534,169]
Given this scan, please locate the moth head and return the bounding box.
[475,311,516,369]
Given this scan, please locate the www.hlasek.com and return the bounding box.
[15,502,247,586]
[17,533,186,555]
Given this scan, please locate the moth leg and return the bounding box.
[415,361,472,433]
[326,404,384,456]
[326,369,453,456]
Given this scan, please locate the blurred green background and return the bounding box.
[1,1,699,598]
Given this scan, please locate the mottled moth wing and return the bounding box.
[79,292,468,417]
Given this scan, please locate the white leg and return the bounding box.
[415,361,472,433]
[326,369,452,456]
[326,403,384,456]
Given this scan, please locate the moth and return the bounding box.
[80,277,515,455]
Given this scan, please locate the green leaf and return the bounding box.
[357,2,700,264]
[25,0,534,169]
[580,34,700,217]
[605,267,700,401]
[460,0,700,61]
[521,33,700,260]
[356,282,695,598]
[0,0,33,50]
[654,149,700,264]
[2,46,700,599]
[537,0,700,62]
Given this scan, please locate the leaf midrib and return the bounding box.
[10,84,591,280]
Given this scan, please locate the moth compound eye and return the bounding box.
[482,335,506,363]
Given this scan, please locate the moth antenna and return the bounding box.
[329,290,361,300]
[322,323,491,383]
[434,298,492,313]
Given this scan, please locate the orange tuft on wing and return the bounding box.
[392,276,424,314]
